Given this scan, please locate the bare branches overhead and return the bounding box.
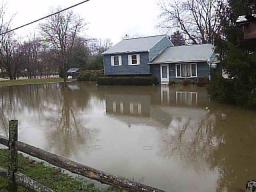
[159,0,226,44]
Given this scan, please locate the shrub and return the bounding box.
[78,70,103,81]
[182,79,192,86]
[208,75,236,104]
[97,76,158,86]
[209,74,256,109]
[197,77,209,87]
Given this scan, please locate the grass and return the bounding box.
[0,149,120,192]
[0,78,65,87]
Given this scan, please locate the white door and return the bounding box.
[160,64,169,84]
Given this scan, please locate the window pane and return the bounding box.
[181,65,186,77]
[132,55,137,64]
[114,56,119,66]
[186,64,191,77]
[191,64,197,76]
[176,65,181,77]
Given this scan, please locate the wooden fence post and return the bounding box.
[8,120,18,192]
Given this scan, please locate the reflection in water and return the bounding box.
[176,91,198,105]
[106,94,150,117]
[46,86,95,156]
[0,83,256,192]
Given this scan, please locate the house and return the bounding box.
[67,68,80,79]
[102,35,217,84]
[236,14,256,46]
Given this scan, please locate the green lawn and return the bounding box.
[0,150,119,192]
[0,78,65,87]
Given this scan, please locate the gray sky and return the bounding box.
[6,0,165,44]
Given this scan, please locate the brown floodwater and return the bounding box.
[0,82,256,192]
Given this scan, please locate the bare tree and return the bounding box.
[159,0,225,44]
[40,9,85,86]
[0,3,19,80]
[20,37,42,79]
[0,35,22,79]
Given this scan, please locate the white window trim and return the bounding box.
[111,55,122,66]
[175,63,198,78]
[128,54,140,65]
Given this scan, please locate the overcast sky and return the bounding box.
[6,0,166,44]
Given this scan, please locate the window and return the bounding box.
[114,56,119,66]
[120,102,124,114]
[191,64,197,77]
[111,55,122,66]
[129,103,142,115]
[112,102,124,113]
[176,63,197,78]
[176,91,198,105]
[113,102,117,113]
[128,54,140,65]
[132,55,137,64]
[176,65,181,77]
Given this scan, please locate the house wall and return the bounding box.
[244,22,256,40]
[104,52,150,75]
[149,36,173,62]
[197,62,209,78]
[150,62,209,83]
[150,64,161,81]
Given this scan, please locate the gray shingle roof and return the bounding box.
[67,68,80,73]
[103,35,167,55]
[236,14,256,23]
[151,44,214,64]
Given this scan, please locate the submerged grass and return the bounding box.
[0,78,64,87]
[0,149,120,192]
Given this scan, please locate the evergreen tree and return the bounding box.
[171,31,186,46]
[209,0,256,108]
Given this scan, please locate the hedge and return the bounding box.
[77,70,103,81]
[97,76,158,86]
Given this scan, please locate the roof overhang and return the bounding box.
[102,50,149,55]
[149,60,208,64]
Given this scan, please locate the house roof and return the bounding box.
[102,35,168,55]
[67,68,80,73]
[151,44,214,64]
[236,14,256,23]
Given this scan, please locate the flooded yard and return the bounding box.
[0,82,256,192]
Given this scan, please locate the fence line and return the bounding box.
[0,120,165,192]
[0,167,53,192]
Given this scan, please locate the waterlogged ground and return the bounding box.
[0,82,256,192]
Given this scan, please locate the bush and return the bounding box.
[97,76,158,86]
[78,70,103,81]
[208,75,236,104]
[182,79,192,86]
[209,74,256,109]
[197,77,209,87]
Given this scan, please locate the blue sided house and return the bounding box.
[103,35,217,84]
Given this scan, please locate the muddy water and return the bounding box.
[0,82,256,192]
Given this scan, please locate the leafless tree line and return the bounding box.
[0,5,111,81]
